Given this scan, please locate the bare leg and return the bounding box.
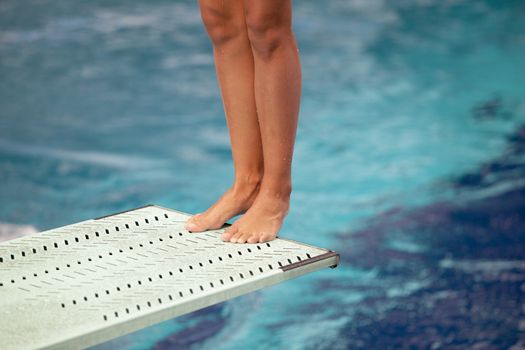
[222,0,301,243]
[186,0,264,232]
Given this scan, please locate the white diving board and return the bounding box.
[0,204,339,350]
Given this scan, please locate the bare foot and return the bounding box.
[220,188,290,243]
[185,177,261,232]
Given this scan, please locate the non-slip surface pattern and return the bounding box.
[0,205,338,350]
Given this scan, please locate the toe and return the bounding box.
[247,235,259,244]
[236,233,248,244]
[258,232,276,243]
[229,232,243,243]
[184,214,197,227]
[221,225,238,241]
[224,225,238,235]
[185,214,205,232]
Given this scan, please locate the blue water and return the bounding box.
[1,0,525,349]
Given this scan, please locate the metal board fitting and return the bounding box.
[0,204,339,349]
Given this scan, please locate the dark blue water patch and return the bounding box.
[454,123,525,189]
[471,95,513,120]
[333,275,522,349]
[320,195,525,348]
[307,124,525,349]
[336,185,525,271]
[153,303,228,350]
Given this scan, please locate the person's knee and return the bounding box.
[200,6,244,47]
[245,11,292,60]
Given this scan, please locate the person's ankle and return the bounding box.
[232,172,263,193]
[259,179,292,200]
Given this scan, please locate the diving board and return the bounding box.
[0,204,339,350]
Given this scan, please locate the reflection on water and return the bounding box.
[1,0,524,349]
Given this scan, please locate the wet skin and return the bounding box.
[185,0,301,243]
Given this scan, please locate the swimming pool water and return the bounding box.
[1,0,524,348]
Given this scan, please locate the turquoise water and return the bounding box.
[1,0,525,348]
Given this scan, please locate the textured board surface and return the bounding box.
[0,204,339,350]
